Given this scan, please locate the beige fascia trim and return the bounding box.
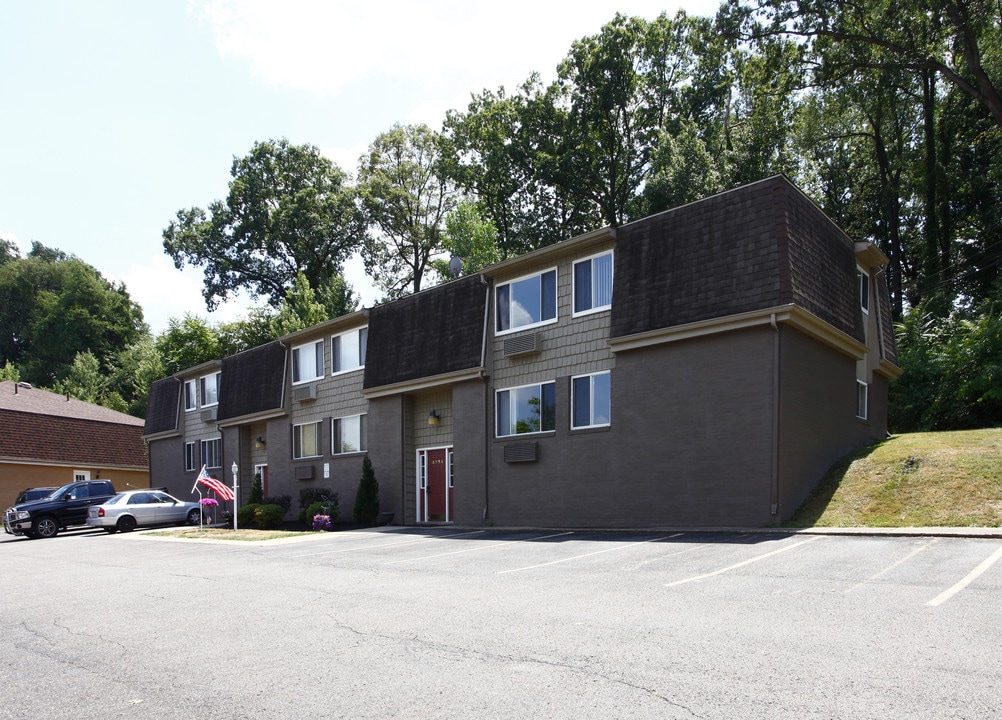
[481,227,616,279]
[143,429,181,442]
[855,241,889,269]
[0,457,148,472]
[279,309,369,345]
[608,304,869,360]
[876,358,904,380]
[216,408,288,429]
[362,367,485,399]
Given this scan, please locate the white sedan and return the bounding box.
[86,490,203,533]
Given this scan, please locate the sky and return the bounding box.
[1,0,721,335]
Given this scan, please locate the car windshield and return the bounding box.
[48,483,77,499]
[105,493,127,505]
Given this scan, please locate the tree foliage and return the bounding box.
[163,139,368,310]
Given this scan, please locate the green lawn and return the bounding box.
[788,428,1002,527]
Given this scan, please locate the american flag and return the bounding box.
[196,465,235,501]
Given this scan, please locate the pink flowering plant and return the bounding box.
[200,498,219,508]
[312,514,333,532]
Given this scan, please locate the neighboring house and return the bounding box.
[0,381,149,505]
[145,176,900,528]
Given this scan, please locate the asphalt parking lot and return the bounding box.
[2,527,1000,719]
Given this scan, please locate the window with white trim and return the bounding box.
[856,380,869,420]
[495,269,557,334]
[573,252,613,316]
[200,372,220,407]
[293,421,322,459]
[184,379,197,412]
[200,437,222,468]
[332,327,367,374]
[292,339,324,384]
[571,371,611,429]
[858,268,870,314]
[184,442,197,472]
[496,381,556,436]
[332,414,367,454]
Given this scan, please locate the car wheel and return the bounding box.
[186,509,202,526]
[117,515,137,533]
[32,516,58,539]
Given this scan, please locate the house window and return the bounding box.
[495,269,557,334]
[200,437,222,469]
[571,371,611,429]
[332,327,367,374]
[200,372,220,407]
[292,339,324,384]
[857,380,869,420]
[573,252,613,316]
[332,414,367,454]
[293,421,322,459]
[858,268,870,314]
[184,379,197,412]
[496,381,556,436]
[184,442,197,472]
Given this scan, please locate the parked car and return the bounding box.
[4,480,117,538]
[15,487,57,505]
[86,490,203,533]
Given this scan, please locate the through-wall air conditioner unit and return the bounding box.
[503,333,541,358]
[293,383,317,403]
[503,442,538,463]
[200,407,217,422]
[295,465,314,480]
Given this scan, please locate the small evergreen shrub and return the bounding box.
[237,503,260,528]
[253,504,285,529]
[353,456,379,524]
[299,487,335,509]
[262,494,291,515]
[249,474,264,505]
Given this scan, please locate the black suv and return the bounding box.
[4,480,116,539]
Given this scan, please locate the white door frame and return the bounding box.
[416,445,453,523]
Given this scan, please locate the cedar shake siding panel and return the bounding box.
[218,341,286,421]
[144,377,181,435]
[364,274,486,390]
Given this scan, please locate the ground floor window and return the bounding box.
[496,381,556,436]
[293,421,322,459]
[857,380,869,420]
[200,437,222,468]
[571,371,611,429]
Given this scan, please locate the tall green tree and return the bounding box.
[358,124,459,297]
[163,139,368,310]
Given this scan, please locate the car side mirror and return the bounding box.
[62,493,72,501]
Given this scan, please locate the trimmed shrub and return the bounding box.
[249,474,264,505]
[353,456,379,524]
[262,494,291,515]
[299,487,334,509]
[237,503,260,528]
[253,504,285,529]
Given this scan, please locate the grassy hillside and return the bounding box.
[788,428,1002,527]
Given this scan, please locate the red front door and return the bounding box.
[419,448,452,522]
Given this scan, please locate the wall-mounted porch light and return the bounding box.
[428,410,440,426]
[255,436,266,448]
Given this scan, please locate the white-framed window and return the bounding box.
[201,437,222,468]
[573,251,613,316]
[184,379,197,412]
[184,441,197,471]
[332,327,367,374]
[495,268,557,334]
[858,268,870,314]
[571,371,611,429]
[857,380,869,420]
[200,372,220,407]
[293,421,322,459]
[496,381,556,437]
[292,339,324,384]
[332,414,367,454]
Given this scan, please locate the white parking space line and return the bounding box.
[286,530,487,558]
[844,538,940,595]
[383,531,575,564]
[496,533,681,575]
[664,535,825,587]
[926,545,1002,607]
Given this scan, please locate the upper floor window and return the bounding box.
[293,421,322,459]
[200,372,220,407]
[332,327,367,374]
[183,379,197,412]
[184,441,197,472]
[572,371,611,429]
[332,414,367,454]
[858,268,870,314]
[495,269,557,334]
[292,339,324,384]
[496,381,556,437]
[573,252,613,316]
